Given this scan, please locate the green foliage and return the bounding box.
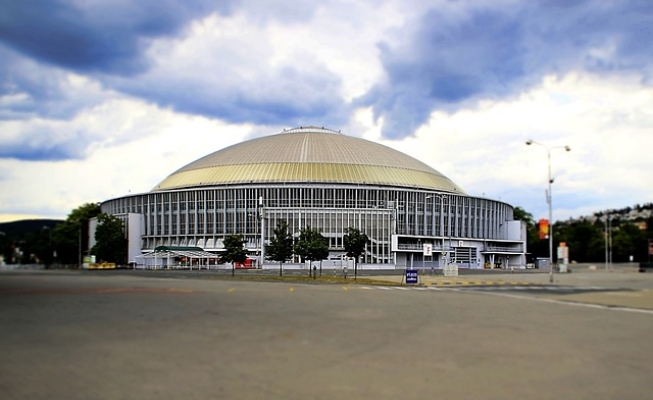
[294,226,329,264]
[0,203,100,266]
[555,220,606,262]
[511,205,645,263]
[513,206,535,227]
[0,220,60,264]
[534,211,651,263]
[222,234,248,264]
[343,227,368,265]
[91,213,127,264]
[52,203,101,265]
[612,224,645,262]
[265,219,294,276]
[513,206,547,261]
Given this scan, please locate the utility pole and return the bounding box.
[526,139,571,283]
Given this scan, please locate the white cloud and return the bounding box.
[1,0,652,225]
[0,98,251,222]
[358,71,653,220]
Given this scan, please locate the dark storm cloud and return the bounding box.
[360,0,653,138]
[2,0,651,163]
[0,0,343,146]
[113,63,349,127]
[0,127,89,161]
[0,0,235,74]
[0,47,113,121]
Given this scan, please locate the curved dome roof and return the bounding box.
[152,127,464,193]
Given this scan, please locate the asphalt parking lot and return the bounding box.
[1,268,652,400]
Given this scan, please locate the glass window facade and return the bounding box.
[101,184,520,265]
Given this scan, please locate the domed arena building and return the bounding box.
[100,126,526,269]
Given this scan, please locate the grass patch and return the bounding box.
[206,273,396,286]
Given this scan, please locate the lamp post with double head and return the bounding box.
[525,139,570,283]
[258,196,264,268]
[426,194,448,267]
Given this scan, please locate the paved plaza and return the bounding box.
[1,268,652,400]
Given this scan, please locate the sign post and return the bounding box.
[423,243,432,257]
[423,243,434,274]
[557,242,569,273]
[405,269,418,285]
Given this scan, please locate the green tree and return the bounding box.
[294,226,329,277]
[91,213,127,264]
[513,206,547,262]
[223,234,248,276]
[513,206,535,226]
[612,223,643,262]
[52,203,101,266]
[586,221,608,262]
[0,220,60,265]
[343,226,368,279]
[555,220,605,262]
[265,219,294,276]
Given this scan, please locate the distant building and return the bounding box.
[100,127,526,268]
[634,221,647,231]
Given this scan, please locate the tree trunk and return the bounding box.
[354,258,358,280]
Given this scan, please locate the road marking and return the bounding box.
[168,288,194,293]
[342,287,349,291]
[605,291,644,297]
[227,288,235,293]
[98,289,128,293]
[0,287,198,295]
[447,287,653,315]
[289,287,294,292]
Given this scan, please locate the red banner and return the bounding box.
[538,219,549,240]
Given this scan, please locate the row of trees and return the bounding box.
[0,203,104,266]
[2,205,366,269]
[4,202,651,267]
[514,207,653,263]
[0,203,128,266]
[221,220,368,277]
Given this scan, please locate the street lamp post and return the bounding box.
[258,196,265,268]
[604,211,610,271]
[249,211,260,268]
[78,221,82,269]
[526,139,570,283]
[427,194,448,267]
[608,214,613,270]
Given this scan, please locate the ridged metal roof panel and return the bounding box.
[152,127,465,193]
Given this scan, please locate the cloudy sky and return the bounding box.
[1,0,651,223]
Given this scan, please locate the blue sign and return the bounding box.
[405,269,418,284]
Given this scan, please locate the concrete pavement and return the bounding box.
[1,269,653,400]
[366,265,653,311]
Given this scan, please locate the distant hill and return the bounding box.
[585,202,653,223]
[0,219,63,236]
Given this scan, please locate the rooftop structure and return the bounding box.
[101,126,526,270]
[154,127,464,193]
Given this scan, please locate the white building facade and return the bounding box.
[101,127,526,269]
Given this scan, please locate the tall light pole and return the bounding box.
[604,211,610,271]
[608,215,613,270]
[426,194,448,267]
[78,221,82,269]
[526,139,570,283]
[258,196,265,268]
[249,211,260,268]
